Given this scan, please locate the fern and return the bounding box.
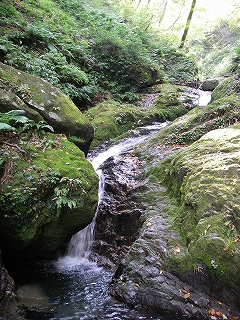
[0,122,16,132]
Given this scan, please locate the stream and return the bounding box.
[14,89,211,320]
[15,122,178,320]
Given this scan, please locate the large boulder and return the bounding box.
[211,74,240,102]
[0,62,94,154]
[109,128,240,319]
[0,132,99,262]
[201,78,220,91]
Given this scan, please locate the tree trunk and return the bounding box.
[158,0,168,26]
[179,0,197,49]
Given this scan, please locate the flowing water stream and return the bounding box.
[15,89,211,320]
[16,123,175,320]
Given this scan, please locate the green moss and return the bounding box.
[0,63,88,125]
[151,93,240,146]
[164,247,195,278]
[87,86,188,148]
[211,76,236,102]
[155,128,240,289]
[0,132,99,257]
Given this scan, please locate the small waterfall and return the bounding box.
[56,122,167,269]
[180,87,212,108]
[64,172,105,261]
[198,90,212,107]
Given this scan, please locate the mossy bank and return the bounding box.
[0,132,99,263]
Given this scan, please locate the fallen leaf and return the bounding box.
[174,246,180,255]
[184,293,190,299]
[134,283,140,287]
[181,289,188,294]
[208,309,216,315]
[204,224,211,234]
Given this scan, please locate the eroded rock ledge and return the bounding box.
[109,128,240,319]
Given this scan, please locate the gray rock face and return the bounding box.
[106,131,240,319]
[201,78,220,91]
[109,176,240,318]
[0,62,94,154]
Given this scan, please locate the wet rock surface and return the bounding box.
[90,125,240,318]
[106,133,240,319]
[92,152,144,266]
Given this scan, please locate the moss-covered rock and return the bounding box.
[86,84,188,149]
[0,62,94,154]
[201,78,220,91]
[211,74,240,102]
[110,128,240,318]
[0,132,99,261]
[158,128,240,291]
[148,92,240,146]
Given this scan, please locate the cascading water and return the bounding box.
[57,173,104,266]
[57,122,168,269]
[56,88,211,271]
[13,90,212,320]
[180,87,212,108]
[44,122,170,320]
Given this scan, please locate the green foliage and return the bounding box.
[53,177,85,216]
[0,110,29,132]
[19,120,54,138]
[162,48,198,83]
[190,20,239,78]
[0,0,197,106]
[0,122,15,132]
[0,110,54,137]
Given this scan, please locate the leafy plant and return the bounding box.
[19,120,54,138]
[0,110,29,132]
[0,110,54,138]
[53,177,85,216]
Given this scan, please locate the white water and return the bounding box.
[180,87,212,108]
[198,90,212,107]
[56,88,212,271]
[56,122,168,270]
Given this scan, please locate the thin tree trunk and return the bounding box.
[158,0,168,26]
[179,0,196,48]
[136,0,142,8]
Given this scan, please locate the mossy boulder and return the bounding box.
[211,74,240,102]
[86,85,188,149]
[110,128,240,318]
[158,128,240,291]
[0,132,99,262]
[0,62,94,154]
[149,92,240,146]
[201,78,220,91]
